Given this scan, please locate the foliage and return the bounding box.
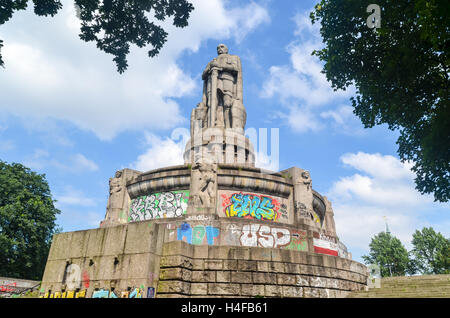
[310,0,450,202]
[410,227,450,274]
[0,160,61,280]
[0,0,194,73]
[362,231,413,277]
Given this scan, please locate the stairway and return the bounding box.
[347,274,450,298]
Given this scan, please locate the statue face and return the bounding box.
[217,44,228,55]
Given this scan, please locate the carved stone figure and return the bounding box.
[301,171,312,191]
[107,171,124,210]
[192,43,246,131]
[189,158,217,211]
[101,169,140,227]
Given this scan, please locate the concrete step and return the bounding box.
[347,275,450,298]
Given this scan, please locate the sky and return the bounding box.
[0,0,448,264]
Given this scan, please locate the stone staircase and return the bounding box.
[347,274,450,298]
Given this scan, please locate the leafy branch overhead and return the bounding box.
[311,0,449,202]
[0,0,195,73]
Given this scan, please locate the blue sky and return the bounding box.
[0,0,448,263]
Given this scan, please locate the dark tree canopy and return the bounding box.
[0,160,61,280]
[311,0,449,202]
[0,0,194,73]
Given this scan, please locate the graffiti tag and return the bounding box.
[177,223,220,245]
[222,192,279,221]
[129,191,189,222]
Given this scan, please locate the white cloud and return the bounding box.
[71,154,99,172]
[23,149,98,173]
[131,129,189,172]
[260,10,357,134]
[320,105,354,126]
[55,186,98,207]
[0,0,270,140]
[328,152,448,256]
[340,152,415,181]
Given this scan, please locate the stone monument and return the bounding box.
[39,45,368,298]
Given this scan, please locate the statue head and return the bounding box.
[217,43,228,55]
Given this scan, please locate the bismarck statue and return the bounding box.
[186,44,254,166]
[199,43,246,131]
[40,44,368,299]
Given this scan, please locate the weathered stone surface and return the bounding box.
[208,283,241,295]
[282,285,303,298]
[264,284,282,297]
[241,284,265,296]
[253,272,277,285]
[39,45,368,299]
[216,271,231,283]
[191,271,216,283]
[231,272,252,284]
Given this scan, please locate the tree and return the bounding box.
[310,0,450,202]
[410,227,450,274]
[434,244,450,274]
[0,160,61,280]
[362,231,413,277]
[0,0,194,73]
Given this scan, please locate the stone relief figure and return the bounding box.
[301,171,312,191]
[191,44,246,132]
[190,151,217,210]
[101,169,140,227]
[107,170,124,210]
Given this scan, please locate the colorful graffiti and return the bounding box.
[313,238,338,256]
[129,191,189,222]
[42,290,86,298]
[44,288,145,298]
[221,192,280,221]
[220,223,308,251]
[285,230,308,251]
[312,232,338,256]
[177,223,220,245]
[147,287,155,298]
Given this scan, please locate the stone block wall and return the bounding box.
[40,220,367,298]
[157,240,367,298]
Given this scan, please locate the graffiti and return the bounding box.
[240,224,290,248]
[76,290,86,298]
[82,270,90,289]
[313,238,338,256]
[186,214,214,222]
[129,191,189,222]
[280,204,289,220]
[129,288,143,298]
[221,223,308,251]
[65,264,81,290]
[147,287,155,298]
[0,282,16,292]
[92,289,110,298]
[90,288,143,298]
[177,223,220,245]
[318,232,336,243]
[337,241,351,259]
[222,192,280,221]
[285,230,308,251]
